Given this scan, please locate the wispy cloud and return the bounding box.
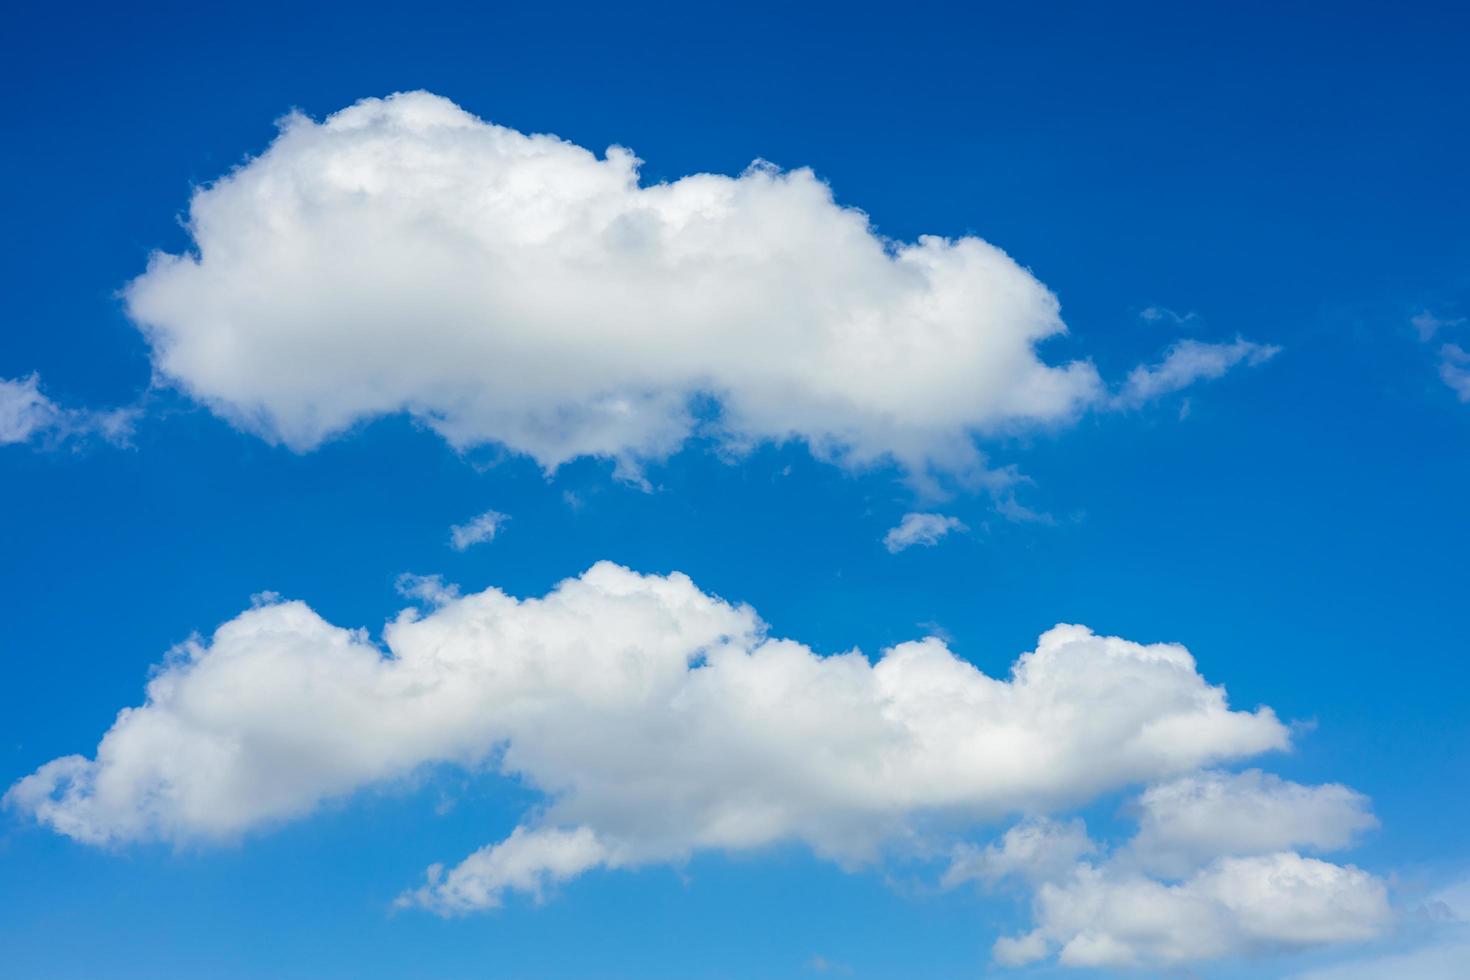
[1113,338,1280,409]
[1139,305,1203,328]
[449,509,509,551]
[1408,310,1469,400]
[1412,310,1465,342]
[883,512,967,552]
[0,373,136,449]
[1439,345,1470,402]
[994,495,1055,525]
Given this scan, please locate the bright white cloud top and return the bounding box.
[122,93,1269,482]
[6,562,1385,966]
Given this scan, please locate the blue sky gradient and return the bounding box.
[2,2,1468,977]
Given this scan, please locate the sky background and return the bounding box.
[2,1,1468,977]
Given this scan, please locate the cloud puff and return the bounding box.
[940,775,1387,975]
[400,825,613,912]
[122,93,1269,483]
[1000,852,1388,968]
[948,772,1387,968]
[8,564,1287,909]
[1438,344,1470,401]
[1126,769,1377,877]
[448,509,508,551]
[882,512,967,552]
[1113,337,1280,409]
[0,374,134,447]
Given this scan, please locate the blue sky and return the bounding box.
[2,2,1468,977]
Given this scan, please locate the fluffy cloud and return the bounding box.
[1000,852,1388,968]
[1126,769,1377,876]
[1114,337,1280,408]
[122,93,1269,483]
[882,512,967,552]
[448,508,508,551]
[0,374,134,447]
[399,826,616,913]
[953,773,1388,968]
[8,563,1288,912]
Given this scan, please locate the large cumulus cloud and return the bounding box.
[123,93,1269,481]
[8,563,1287,854]
[6,563,1388,965]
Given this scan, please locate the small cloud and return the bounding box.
[994,495,1055,525]
[0,373,137,449]
[1140,306,1203,328]
[1113,338,1279,409]
[395,573,460,606]
[1439,344,1470,402]
[1412,310,1465,343]
[916,620,953,643]
[449,509,509,551]
[883,513,967,553]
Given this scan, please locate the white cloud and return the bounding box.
[944,816,1096,888]
[1412,310,1464,342]
[7,563,1287,909]
[1126,769,1378,877]
[1438,344,1470,401]
[972,774,1386,969]
[1001,852,1388,968]
[1114,337,1280,409]
[883,512,967,552]
[122,92,1269,484]
[1139,306,1203,327]
[398,825,616,913]
[0,373,134,447]
[393,572,459,606]
[448,509,508,551]
[0,374,59,444]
